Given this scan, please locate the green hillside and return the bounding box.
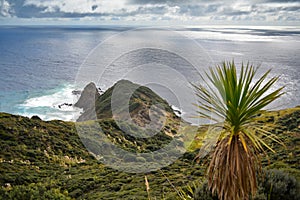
[0,112,205,199]
[0,80,299,199]
[76,80,178,125]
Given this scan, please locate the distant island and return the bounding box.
[0,80,299,199]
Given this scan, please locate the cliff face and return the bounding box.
[74,82,100,121]
[74,82,100,111]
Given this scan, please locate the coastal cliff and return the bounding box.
[0,80,299,199]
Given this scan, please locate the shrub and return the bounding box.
[194,170,300,200]
[193,181,218,200]
[254,169,300,200]
[0,183,71,200]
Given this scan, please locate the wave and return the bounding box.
[17,84,82,121]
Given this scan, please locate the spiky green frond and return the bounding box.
[194,61,284,200]
[195,61,284,148]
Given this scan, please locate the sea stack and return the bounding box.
[74,82,100,122]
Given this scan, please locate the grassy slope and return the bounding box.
[0,113,204,199]
[0,106,299,199]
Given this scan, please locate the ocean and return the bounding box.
[0,25,299,124]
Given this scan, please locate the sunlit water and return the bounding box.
[0,26,299,123]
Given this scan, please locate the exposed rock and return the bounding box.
[72,90,81,95]
[58,103,73,109]
[74,82,100,111]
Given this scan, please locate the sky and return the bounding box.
[0,0,299,25]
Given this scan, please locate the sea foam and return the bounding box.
[18,84,82,121]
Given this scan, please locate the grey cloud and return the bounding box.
[0,0,44,18]
[266,0,300,2]
[92,5,98,11]
[0,0,166,18]
[176,4,221,16]
[178,5,205,16]
[128,0,190,4]
[0,0,299,23]
[261,6,300,13]
[0,0,106,18]
[282,6,300,11]
[128,0,219,5]
[129,0,300,5]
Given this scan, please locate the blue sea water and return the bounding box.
[0,26,124,120]
[0,25,299,122]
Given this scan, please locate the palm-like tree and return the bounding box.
[194,61,284,200]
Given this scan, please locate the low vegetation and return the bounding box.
[0,79,299,199]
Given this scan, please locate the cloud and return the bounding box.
[0,0,299,24]
[266,0,300,2]
[0,0,12,17]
